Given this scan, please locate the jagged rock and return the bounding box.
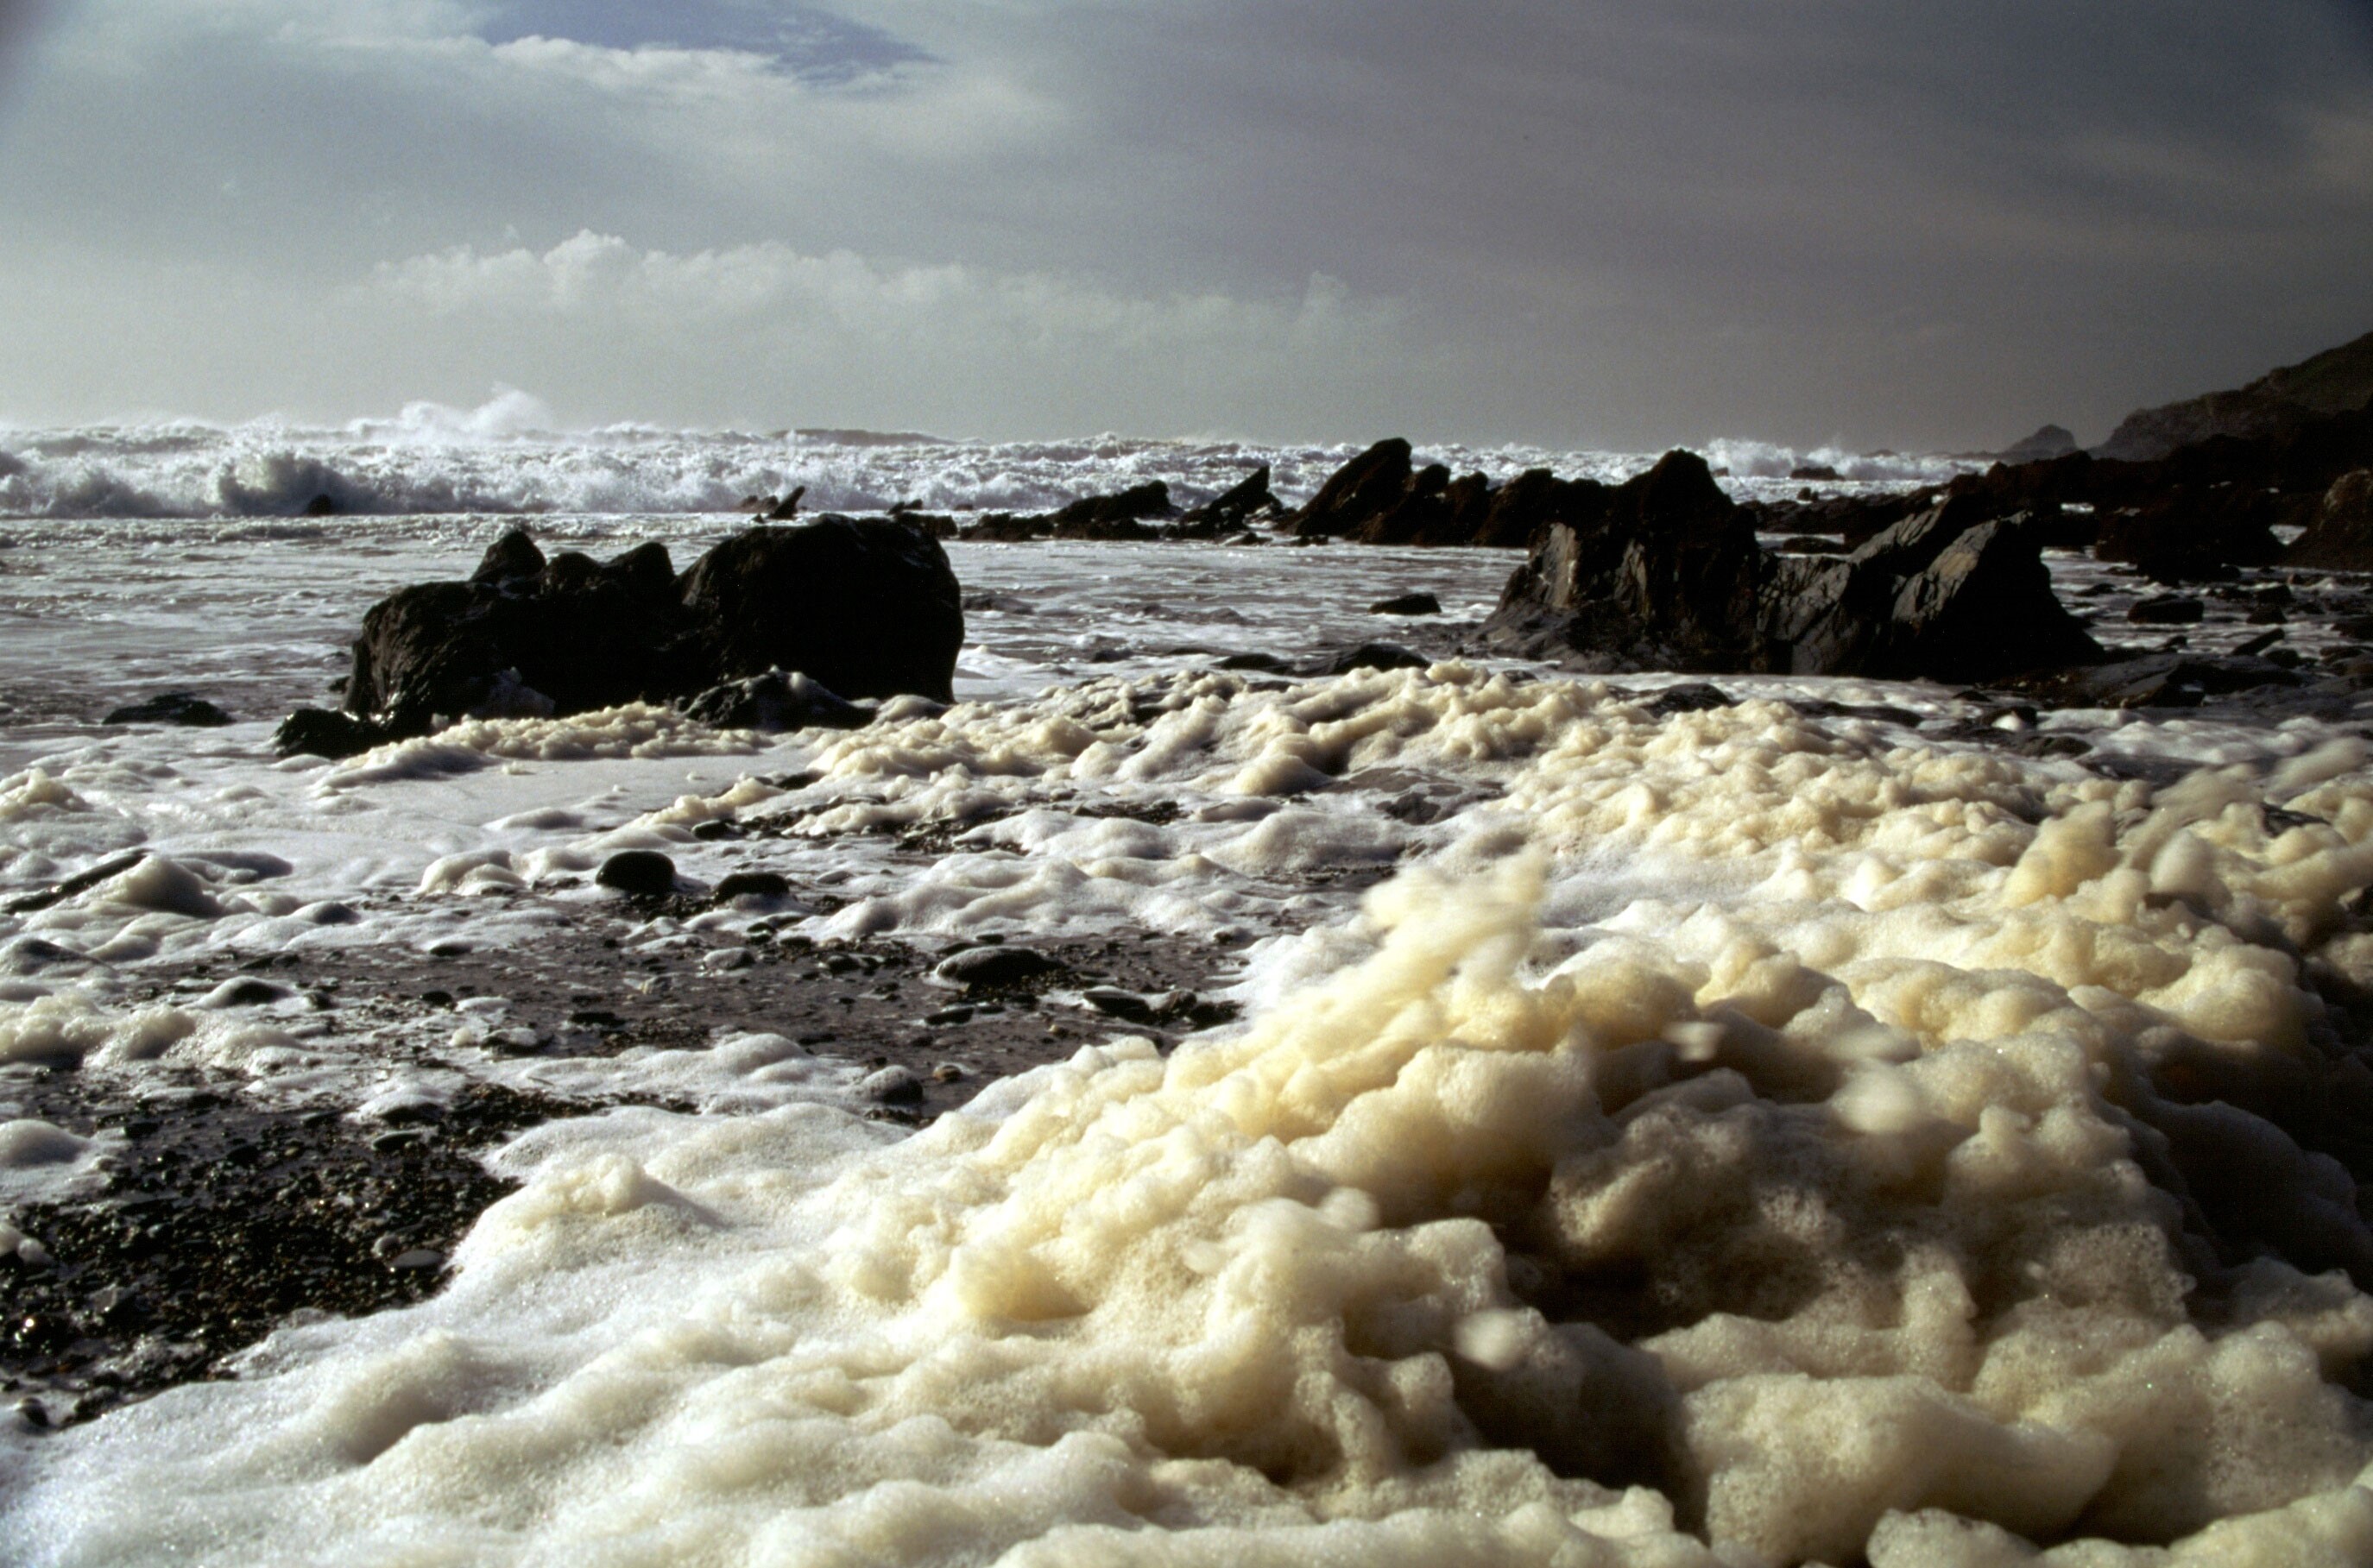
[678,669,871,732]
[1482,460,2100,683]
[2285,469,2373,570]
[1048,481,1173,540]
[767,486,807,521]
[1292,439,1413,537]
[349,537,686,732]
[1789,463,1842,482]
[319,518,962,743]
[679,517,964,703]
[103,692,232,727]
[1179,468,1279,535]
[1480,451,1769,671]
[1998,425,2080,463]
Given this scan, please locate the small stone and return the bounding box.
[931,1062,967,1083]
[925,1004,975,1026]
[1081,986,1158,1023]
[596,851,678,897]
[858,1066,924,1105]
[713,870,792,902]
[1368,592,1441,616]
[388,1249,445,1272]
[935,946,1060,988]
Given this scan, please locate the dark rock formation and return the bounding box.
[2097,330,2373,461]
[1047,481,1174,539]
[2092,488,2281,583]
[1179,468,1279,536]
[346,531,693,732]
[1480,454,2100,683]
[289,518,962,754]
[1480,452,1772,671]
[274,708,389,760]
[1327,642,1430,674]
[1998,425,2080,463]
[678,668,872,732]
[1292,440,1415,538]
[1370,592,1441,615]
[966,482,1175,543]
[2285,469,2373,570]
[102,693,233,727]
[680,518,963,702]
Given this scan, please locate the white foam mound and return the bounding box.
[13,671,2373,1564]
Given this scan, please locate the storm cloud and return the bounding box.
[0,0,2367,447]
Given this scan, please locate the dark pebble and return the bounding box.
[714,871,791,902]
[935,946,1061,988]
[1368,592,1441,616]
[596,851,678,897]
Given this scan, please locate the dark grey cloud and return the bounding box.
[0,0,2364,446]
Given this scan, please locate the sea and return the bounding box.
[2,413,2370,1565]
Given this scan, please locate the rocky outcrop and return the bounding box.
[2097,330,2373,462]
[1480,456,2100,682]
[103,693,232,727]
[2284,469,2373,570]
[678,517,963,702]
[281,518,962,756]
[1998,425,2080,463]
[1178,468,1279,536]
[968,482,1176,543]
[2092,488,2282,582]
[344,530,692,731]
[1292,440,1415,538]
[1479,452,1775,671]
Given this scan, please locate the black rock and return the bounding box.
[858,1066,925,1105]
[2129,595,2206,625]
[935,946,1060,988]
[2286,470,2373,570]
[470,528,546,585]
[1046,481,1174,540]
[681,518,964,703]
[1483,463,2100,684]
[1369,592,1442,616]
[595,851,678,898]
[1328,641,1429,674]
[1179,467,1280,535]
[1292,439,1414,538]
[712,871,792,902]
[679,669,872,733]
[103,692,233,727]
[274,708,388,760]
[1214,652,1292,673]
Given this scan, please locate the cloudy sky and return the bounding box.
[0,0,2369,449]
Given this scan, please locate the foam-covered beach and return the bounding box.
[7,449,2373,1561]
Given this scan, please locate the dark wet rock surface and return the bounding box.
[1,893,1242,1428]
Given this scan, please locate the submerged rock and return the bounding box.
[101,692,232,727]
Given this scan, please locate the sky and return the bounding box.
[0,0,2369,450]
